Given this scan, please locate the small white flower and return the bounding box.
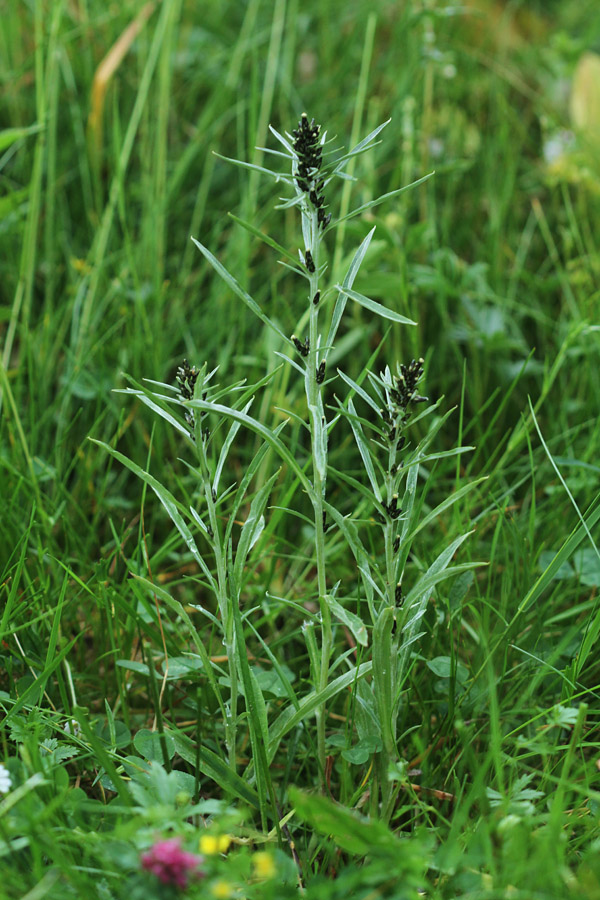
[63,719,81,737]
[0,763,12,794]
[543,130,575,164]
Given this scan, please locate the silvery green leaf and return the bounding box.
[326,226,376,354]
[334,286,416,325]
[347,398,381,501]
[337,370,382,415]
[188,398,315,502]
[372,606,396,752]
[268,124,295,155]
[189,506,210,536]
[223,425,286,547]
[213,150,292,182]
[274,350,306,376]
[301,210,311,252]
[227,213,300,265]
[233,470,279,584]
[275,194,303,210]
[255,145,292,159]
[334,173,434,227]
[268,660,374,762]
[277,259,306,277]
[332,119,391,172]
[399,531,478,661]
[213,400,252,496]
[328,595,368,647]
[308,403,327,483]
[91,440,217,591]
[191,237,288,343]
[118,390,192,441]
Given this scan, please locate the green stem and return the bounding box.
[304,206,331,783]
[197,432,238,772]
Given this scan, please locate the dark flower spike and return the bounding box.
[176,359,201,437]
[176,359,199,401]
[293,113,323,185]
[372,358,429,451]
[292,334,310,357]
[293,113,329,228]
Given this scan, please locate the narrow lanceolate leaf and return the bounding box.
[189,505,210,537]
[323,502,385,611]
[337,369,382,416]
[328,595,368,647]
[332,118,392,172]
[332,173,434,228]
[402,532,476,617]
[267,661,373,762]
[347,398,381,501]
[326,226,376,355]
[268,124,296,155]
[188,398,315,501]
[233,469,280,584]
[403,478,487,545]
[213,400,252,496]
[131,577,224,711]
[172,730,259,809]
[224,423,287,548]
[212,151,293,183]
[372,606,396,753]
[115,388,193,442]
[398,534,482,679]
[308,402,327,484]
[334,286,416,326]
[190,237,288,343]
[233,611,270,825]
[228,213,300,265]
[90,440,217,590]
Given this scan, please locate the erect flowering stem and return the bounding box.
[370,358,428,820]
[292,115,331,782]
[176,361,238,773]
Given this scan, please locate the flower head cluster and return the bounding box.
[176,358,201,438]
[141,837,204,889]
[292,113,330,230]
[176,359,199,402]
[379,358,428,444]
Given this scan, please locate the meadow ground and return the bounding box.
[1,1,600,898]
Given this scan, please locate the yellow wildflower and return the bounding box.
[252,850,276,880]
[211,880,232,899]
[200,834,231,855]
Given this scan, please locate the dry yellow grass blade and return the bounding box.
[87,2,156,157]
